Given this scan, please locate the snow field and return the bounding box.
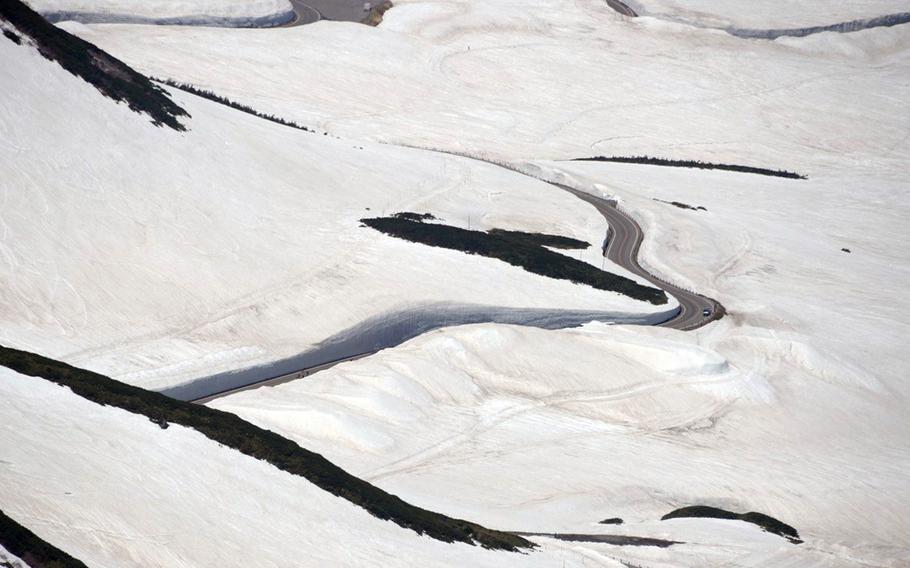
[0,33,666,393]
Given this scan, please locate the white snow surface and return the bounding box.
[2,0,910,566]
[0,365,634,567]
[0,32,667,392]
[24,0,294,26]
[0,544,28,568]
[71,0,910,167]
[212,319,910,566]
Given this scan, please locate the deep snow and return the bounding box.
[2,0,909,566]
[0,25,668,392]
[0,364,635,567]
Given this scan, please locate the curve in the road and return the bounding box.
[282,0,322,26]
[281,0,391,26]
[409,147,726,331]
[559,184,724,331]
[182,149,725,404]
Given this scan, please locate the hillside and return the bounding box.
[2,0,908,566]
[0,15,669,394]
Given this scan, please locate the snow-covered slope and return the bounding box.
[0,21,667,393]
[0,364,617,567]
[0,545,28,568]
[210,318,910,566]
[3,0,909,566]
[25,0,294,27]
[67,0,910,169]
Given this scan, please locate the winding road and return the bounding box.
[281,0,388,26]
[559,184,723,331]
[175,0,724,404]
[282,0,322,26]
[396,147,725,332]
[185,153,724,404]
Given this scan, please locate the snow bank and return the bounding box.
[212,321,907,566]
[25,0,294,27]
[165,302,674,400]
[625,0,910,30]
[0,546,28,568]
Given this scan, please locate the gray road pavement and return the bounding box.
[559,185,724,330]
[282,0,379,26]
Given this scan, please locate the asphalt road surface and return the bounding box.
[282,0,379,26]
[558,184,724,330]
[191,351,375,404]
[189,159,723,404]
[445,152,724,331]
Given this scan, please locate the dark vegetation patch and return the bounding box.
[361,215,666,304]
[392,211,438,222]
[571,156,806,180]
[0,509,87,568]
[654,199,707,212]
[0,0,188,130]
[661,505,802,544]
[2,27,21,44]
[153,78,312,133]
[598,517,624,525]
[0,345,532,551]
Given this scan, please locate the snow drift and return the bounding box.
[25,0,294,27]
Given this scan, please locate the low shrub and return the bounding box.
[0,509,87,568]
[154,78,311,133]
[573,156,806,180]
[361,214,666,304]
[661,505,801,543]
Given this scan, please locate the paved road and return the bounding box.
[282,0,322,26]
[190,161,723,404]
[416,149,725,331]
[511,531,678,547]
[191,351,375,404]
[559,184,724,330]
[281,0,382,26]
